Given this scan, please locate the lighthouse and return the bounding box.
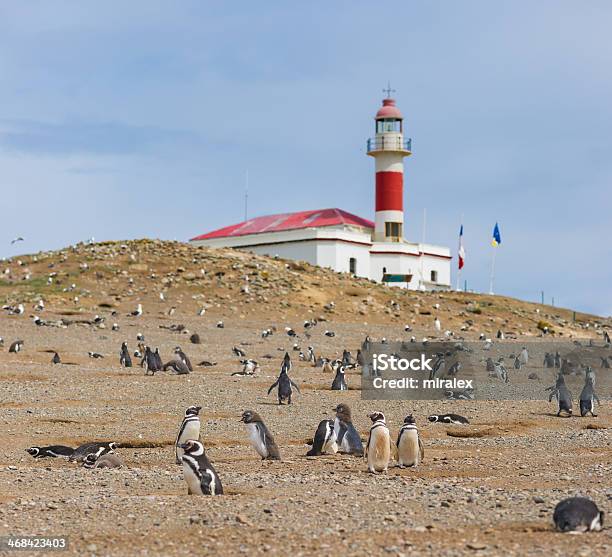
[191,91,451,290]
[366,94,411,243]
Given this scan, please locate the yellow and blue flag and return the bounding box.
[491,222,501,247]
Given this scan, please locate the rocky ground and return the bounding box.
[0,240,610,556]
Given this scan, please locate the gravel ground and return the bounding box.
[0,313,610,557]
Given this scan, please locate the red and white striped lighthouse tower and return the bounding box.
[366,90,412,242]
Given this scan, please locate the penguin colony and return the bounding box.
[4,267,609,536]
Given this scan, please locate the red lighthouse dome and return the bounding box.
[375,98,403,120]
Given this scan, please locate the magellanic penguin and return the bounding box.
[427,414,469,425]
[51,352,61,365]
[396,415,424,468]
[306,420,337,456]
[120,341,132,367]
[553,497,604,533]
[365,412,391,474]
[175,406,202,464]
[579,375,600,417]
[174,346,193,371]
[240,410,281,461]
[9,339,24,353]
[69,441,117,463]
[331,364,348,391]
[333,403,363,456]
[546,373,573,416]
[83,452,124,469]
[267,355,300,404]
[180,440,223,495]
[26,445,74,459]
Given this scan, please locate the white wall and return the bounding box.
[246,241,318,266]
[317,241,371,278]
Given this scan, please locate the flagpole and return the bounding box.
[456,214,464,291]
[489,246,497,295]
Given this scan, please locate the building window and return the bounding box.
[349,257,357,274]
[385,222,402,239]
[430,270,438,283]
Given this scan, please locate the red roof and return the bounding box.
[190,208,374,241]
[376,98,403,119]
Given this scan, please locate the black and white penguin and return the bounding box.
[120,342,132,368]
[324,330,335,338]
[51,352,61,365]
[267,357,300,404]
[603,329,611,345]
[130,303,143,317]
[553,497,604,533]
[365,411,391,473]
[428,414,469,425]
[429,353,446,380]
[331,365,348,391]
[174,347,193,371]
[546,373,573,417]
[83,452,124,469]
[175,406,202,464]
[180,440,223,495]
[240,410,281,460]
[9,339,24,353]
[356,349,365,367]
[306,420,337,456]
[396,415,424,468]
[69,441,118,462]
[164,358,190,375]
[333,403,363,456]
[88,351,104,359]
[232,346,246,358]
[580,375,600,417]
[26,445,74,459]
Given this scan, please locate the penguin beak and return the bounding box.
[179,443,190,449]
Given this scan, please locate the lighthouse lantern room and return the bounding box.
[190,94,451,290]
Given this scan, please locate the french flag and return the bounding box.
[458,225,465,270]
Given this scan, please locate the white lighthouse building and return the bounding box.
[190,95,451,290]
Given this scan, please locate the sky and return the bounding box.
[1,1,611,315]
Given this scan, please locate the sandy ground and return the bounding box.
[0,311,610,557]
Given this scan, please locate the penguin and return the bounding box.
[216,321,224,328]
[175,406,202,464]
[434,317,441,333]
[130,303,143,317]
[119,342,132,368]
[396,415,424,468]
[429,353,445,380]
[267,359,300,405]
[83,452,124,469]
[494,360,509,383]
[341,350,352,366]
[240,410,281,460]
[26,445,74,459]
[604,330,611,345]
[51,352,61,365]
[285,327,297,338]
[324,330,335,337]
[180,440,223,495]
[9,339,24,353]
[306,420,337,456]
[356,349,365,367]
[306,346,316,364]
[163,358,190,375]
[232,346,246,358]
[579,375,600,417]
[546,373,573,416]
[543,352,555,368]
[69,441,117,462]
[553,497,604,533]
[331,365,348,391]
[519,346,529,365]
[333,403,363,456]
[365,412,391,474]
[231,359,259,376]
[428,414,469,425]
[514,356,522,370]
[88,351,104,359]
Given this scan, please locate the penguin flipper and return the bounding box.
[267,380,278,395]
[290,380,301,393]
